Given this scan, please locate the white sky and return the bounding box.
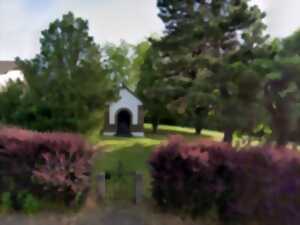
[253,0,300,38]
[1,0,300,60]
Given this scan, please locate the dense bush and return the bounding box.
[225,146,300,225]
[0,191,41,214]
[150,135,300,225]
[19,192,41,214]
[0,192,12,213]
[0,127,94,207]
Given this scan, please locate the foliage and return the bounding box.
[263,56,300,145]
[101,41,134,88]
[17,191,41,214]
[136,43,173,132]
[0,80,24,124]
[131,40,152,89]
[0,191,41,214]
[22,194,40,214]
[150,136,300,225]
[0,192,12,213]
[101,40,151,90]
[153,0,270,142]
[258,31,300,145]
[0,127,94,206]
[150,136,233,217]
[0,12,116,132]
[222,145,300,225]
[281,29,300,56]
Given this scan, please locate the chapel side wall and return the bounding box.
[130,105,144,132]
[103,107,117,133]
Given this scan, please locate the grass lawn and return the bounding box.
[90,124,223,201]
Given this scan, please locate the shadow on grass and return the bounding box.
[144,124,222,142]
[145,130,213,141]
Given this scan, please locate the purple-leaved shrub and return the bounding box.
[150,135,300,225]
[0,127,94,206]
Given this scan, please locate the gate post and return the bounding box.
[96,172,106,201]
[134,172,143,204]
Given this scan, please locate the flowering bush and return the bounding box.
[150,135,300,225]
[0,127,94,206]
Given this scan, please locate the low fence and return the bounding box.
[95,171,144,204]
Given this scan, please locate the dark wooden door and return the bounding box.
[116,110,132,136]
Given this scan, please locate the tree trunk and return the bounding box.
[271,115,289,147]
[223,128,234,144]
[152,117,159,133]
[264,81,290,147]
[276,129,288,147]
[195,126,202,135]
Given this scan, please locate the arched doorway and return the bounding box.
[116,109,132,136]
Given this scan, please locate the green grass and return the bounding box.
[93,124,223,176]
[90,124,223,201]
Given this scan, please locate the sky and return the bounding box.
[1,0,300,60]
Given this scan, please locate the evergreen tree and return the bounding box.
[155,0,269,142]
[261,33,300,146]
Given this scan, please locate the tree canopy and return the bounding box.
[101,40,151,90]
[150,0,270,142]
[0,12,116,132]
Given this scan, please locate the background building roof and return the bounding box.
[0,61,18,74]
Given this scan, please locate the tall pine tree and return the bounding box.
[155,0,270,142]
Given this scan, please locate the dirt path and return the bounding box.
[0,206,209,225]
[0,208,147,225]
[0,195,213,225]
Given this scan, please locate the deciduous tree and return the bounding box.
[12,12,116,132]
